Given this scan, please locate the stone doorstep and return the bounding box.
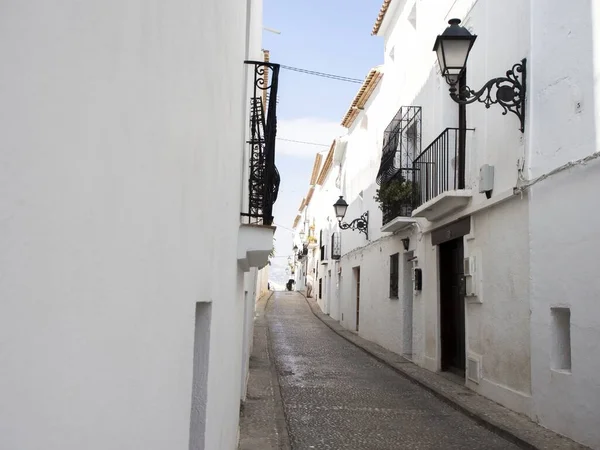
[301,294,590,450]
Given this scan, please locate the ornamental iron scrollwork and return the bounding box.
[339,211,369,240]
[449,59,526,132]
[242,61,281,226]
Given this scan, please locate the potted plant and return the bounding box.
[374,178,415,218]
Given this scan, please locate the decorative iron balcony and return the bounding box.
[241,61,281,226]
[412,127,474,209]
[376,106,422,226]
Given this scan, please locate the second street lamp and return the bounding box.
[433,18,526,132]
[333,196,369,239]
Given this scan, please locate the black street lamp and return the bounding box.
[434,18,526,132]
[333,196,369,239]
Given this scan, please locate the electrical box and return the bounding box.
[463,256,475,276]
[413,268,422,291]
[479,164,495,194]
[463,257,477,297]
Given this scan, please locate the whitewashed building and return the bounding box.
[0,1,277,449]
[298,0,600,447]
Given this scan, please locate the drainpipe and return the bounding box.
[458,71,467,190]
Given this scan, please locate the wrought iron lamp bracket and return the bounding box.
[338,211,369,240]
[449,59,526,132]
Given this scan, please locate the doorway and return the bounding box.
[353,267,361,332]
[402,252,414,359]
[439,238,465,375]
[327,270,332,315]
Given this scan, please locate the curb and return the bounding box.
[299,291,589,450]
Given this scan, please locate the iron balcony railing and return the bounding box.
[412,127,474,209]
[241,61,281,226]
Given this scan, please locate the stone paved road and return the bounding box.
[268,291,521,450]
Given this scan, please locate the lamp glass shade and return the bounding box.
[293,245,298,252]
[333,196,349,221]
[433,19,477,84]
[299,230,305,239]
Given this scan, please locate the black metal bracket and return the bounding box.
[339,211,369,240]
[449,59,526,132]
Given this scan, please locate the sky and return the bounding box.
[263,0,384,287]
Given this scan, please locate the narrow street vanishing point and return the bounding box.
[265,291,520,450]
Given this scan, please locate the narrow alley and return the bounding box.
[262,291,520,450]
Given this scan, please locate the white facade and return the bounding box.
[0,1,274,450]
[528,0,600,446]
[298,0,600,447]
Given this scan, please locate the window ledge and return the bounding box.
[381,216,416,233]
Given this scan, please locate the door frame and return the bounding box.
[352,266,361,332]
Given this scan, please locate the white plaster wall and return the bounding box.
[241,268,259,401]
[465,198,532,416]
[334,0,534,420]
[339,236,414,355]
[0,1,260,449]
[528,163,600,448]
[528,1,600,446]
[256,265,270,298]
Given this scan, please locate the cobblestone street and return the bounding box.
[267,291,519,450]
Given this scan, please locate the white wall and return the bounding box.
[0,1,261,449]
[334,0,533,421]
[528,0,600,447]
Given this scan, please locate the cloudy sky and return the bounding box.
[263,0,383,287]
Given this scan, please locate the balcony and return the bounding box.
[412,127,474,221]
[237,60,280,272]
[241,60,280,226]
[376,106,421,233]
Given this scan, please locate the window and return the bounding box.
[319,278,323,299]
[331,232,341,260]
[376,106,422,186]
[189,302,212,449]
[551,307,571,372]
[389,253,399,298]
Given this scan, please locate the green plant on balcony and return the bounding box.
[374,178,414,217]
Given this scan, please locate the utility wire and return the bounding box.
[276,137,330,147]
[273,223,297,233]
[515,151,600,193]
[280,64,363,84]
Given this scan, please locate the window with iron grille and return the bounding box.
[376,106,422,225]
[390,253,399,298]
[377,106,422,185]
[331,232,341,260]
[319,278,322,299]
